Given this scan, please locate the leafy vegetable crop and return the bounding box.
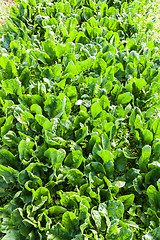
[0,0,160,239]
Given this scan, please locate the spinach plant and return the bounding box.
[0,0,159,239]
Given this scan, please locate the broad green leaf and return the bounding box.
[134,114,143,130]
[42,40,56,59]
[64,150,85,168]
[76,57,95,74]
[125,62,137,78]
[0,176,8,196]
[33,187,51,205]
[107,219,119,237]
[30,104,42,115]
[100,3,108,18]
[48,206,67,216]
[91,102,102,119]
[2,100,14,114]
[18,170,42,186]
[117,194,135,209]
[62,211,79,233]
[97,150,114,179]
[101,133,111,150]
[114,63,124,80]
[64,85,77,105]
[117,93,133,105]
[35,114,52,130]
[44,148,66,169]
[134,78,146,91]
[44,94,71,118]
[97,149,114,163]
[99,95,110,110]
[2,78,21,95]
[0,56,8,68]
[148,161,160,170]
[114,149,126,172]
[67,169,85,186]
[47,223,70,240]
[83,7,93,21]
[2,230,23,240]
[92,58,107,75]
[19,94,43,107]
[30,49,50,64]
[2,130,19,147]
[107,200,124,220]
[45,131,66,147]
[64,61,78,78]
[84,162,106,178]
[58,190,82,209]
[139,145,151,172]
[52,64,62,78]
[91,210,101,229]
[143,129,153,144]
[75,32,90,44]
[11,208,32,236]
[0,164,18,184]
[152,119,160,139]
[0,149,15,167]
[1,59,17,79]
[147,185,160,211]
[145,169,160,187]
[1,115,13,136]
[133,175,144,194]
[18,138,34,162]
[117,226,133,240]
[75,126,88,144]
[153,140,160,159]
[19,68,31,87]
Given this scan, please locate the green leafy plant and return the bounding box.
[0,0,160,239]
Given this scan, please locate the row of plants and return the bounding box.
[0,0,160,239]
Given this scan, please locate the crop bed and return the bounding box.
[0,0,160,239]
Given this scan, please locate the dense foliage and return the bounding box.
[0,0,160,239]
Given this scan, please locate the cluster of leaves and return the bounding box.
[0,0,160,239]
